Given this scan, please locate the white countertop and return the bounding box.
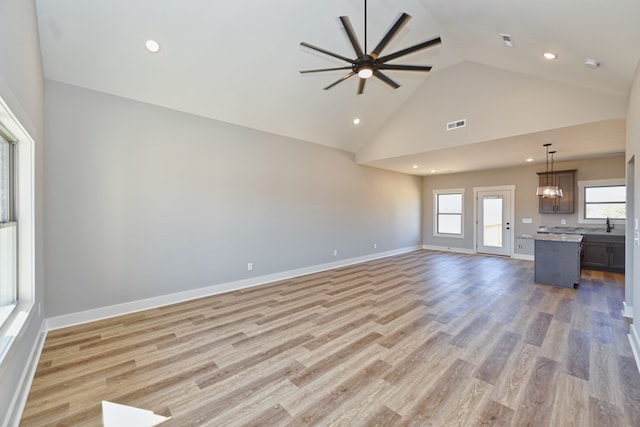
[537,226,624,236]
[534,233,583,243]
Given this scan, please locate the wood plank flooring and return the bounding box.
[20,250,640,426]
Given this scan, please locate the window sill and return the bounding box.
[0,304,31,366]
[433,233,465,239]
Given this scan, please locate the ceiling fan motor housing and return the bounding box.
[355,56,377,75]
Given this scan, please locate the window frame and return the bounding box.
[433,188,465,238]
[0,133,18,327]
[0,134,15,222]
[578,179,626,224]
[0,96,36,365]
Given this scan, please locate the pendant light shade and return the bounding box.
[536,144,563,198]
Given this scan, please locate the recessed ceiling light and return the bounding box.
[526,157,534,162]
[353,118,360,125]
[430,169,436,173]
[145,39,160,53]
[543,52,556,60]
[412,164,419,169]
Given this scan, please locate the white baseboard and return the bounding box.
[4,322,47,427]
[629,324,640,375]
[512,254,535,261]
[623,301,634,319]
[422,245,475,255]
[46,246,420,331]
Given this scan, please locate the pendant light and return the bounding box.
[549,150,563,198]
[536,143,563,198]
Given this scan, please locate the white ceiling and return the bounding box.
[35,0,640,175]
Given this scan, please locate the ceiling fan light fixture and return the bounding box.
[358,68,373,79]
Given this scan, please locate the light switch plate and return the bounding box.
[522,218,533,224]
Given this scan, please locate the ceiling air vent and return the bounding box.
[446,119,466,131]
[500,33,514,47]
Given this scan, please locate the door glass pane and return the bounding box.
[483,197,503,247]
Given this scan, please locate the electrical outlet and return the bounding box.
[560,218,566,224]
[333,249,338,256]
[247,262,253,271]
[522,218,533,224]
[373,243,377,249]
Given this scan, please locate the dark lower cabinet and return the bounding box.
[609,240,625,271]
[581,235,625,273]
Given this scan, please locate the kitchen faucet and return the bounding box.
[606,216,611,233]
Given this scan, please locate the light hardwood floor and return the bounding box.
[21,250,640,426]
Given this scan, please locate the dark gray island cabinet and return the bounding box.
[534,234,583,288]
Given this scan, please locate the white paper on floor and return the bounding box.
[102,400,170,426]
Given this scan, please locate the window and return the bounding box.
[434,189,464,238]
[578,179,626,224]
[0,133,17,327]
[0,94,35,363]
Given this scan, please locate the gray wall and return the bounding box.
[422,156,626,253]
[44,81,422,317]
[0,0,45,423]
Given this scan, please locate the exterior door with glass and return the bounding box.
[477,190,512,256]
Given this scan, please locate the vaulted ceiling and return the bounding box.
[35,0,640,175]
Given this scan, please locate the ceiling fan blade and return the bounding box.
[374,71,400,89]
[323,71,357,90]
[339,16,365,58]
[300,66,354,74]
[371,13,411,57]
[357,78,366,95]
[300,42,355,64]
[378,64,432,72]
[377,36,442,63]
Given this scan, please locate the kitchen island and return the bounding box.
[534,233,583,288]
[538,226,625,273]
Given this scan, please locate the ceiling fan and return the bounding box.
[299,0,441,94]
